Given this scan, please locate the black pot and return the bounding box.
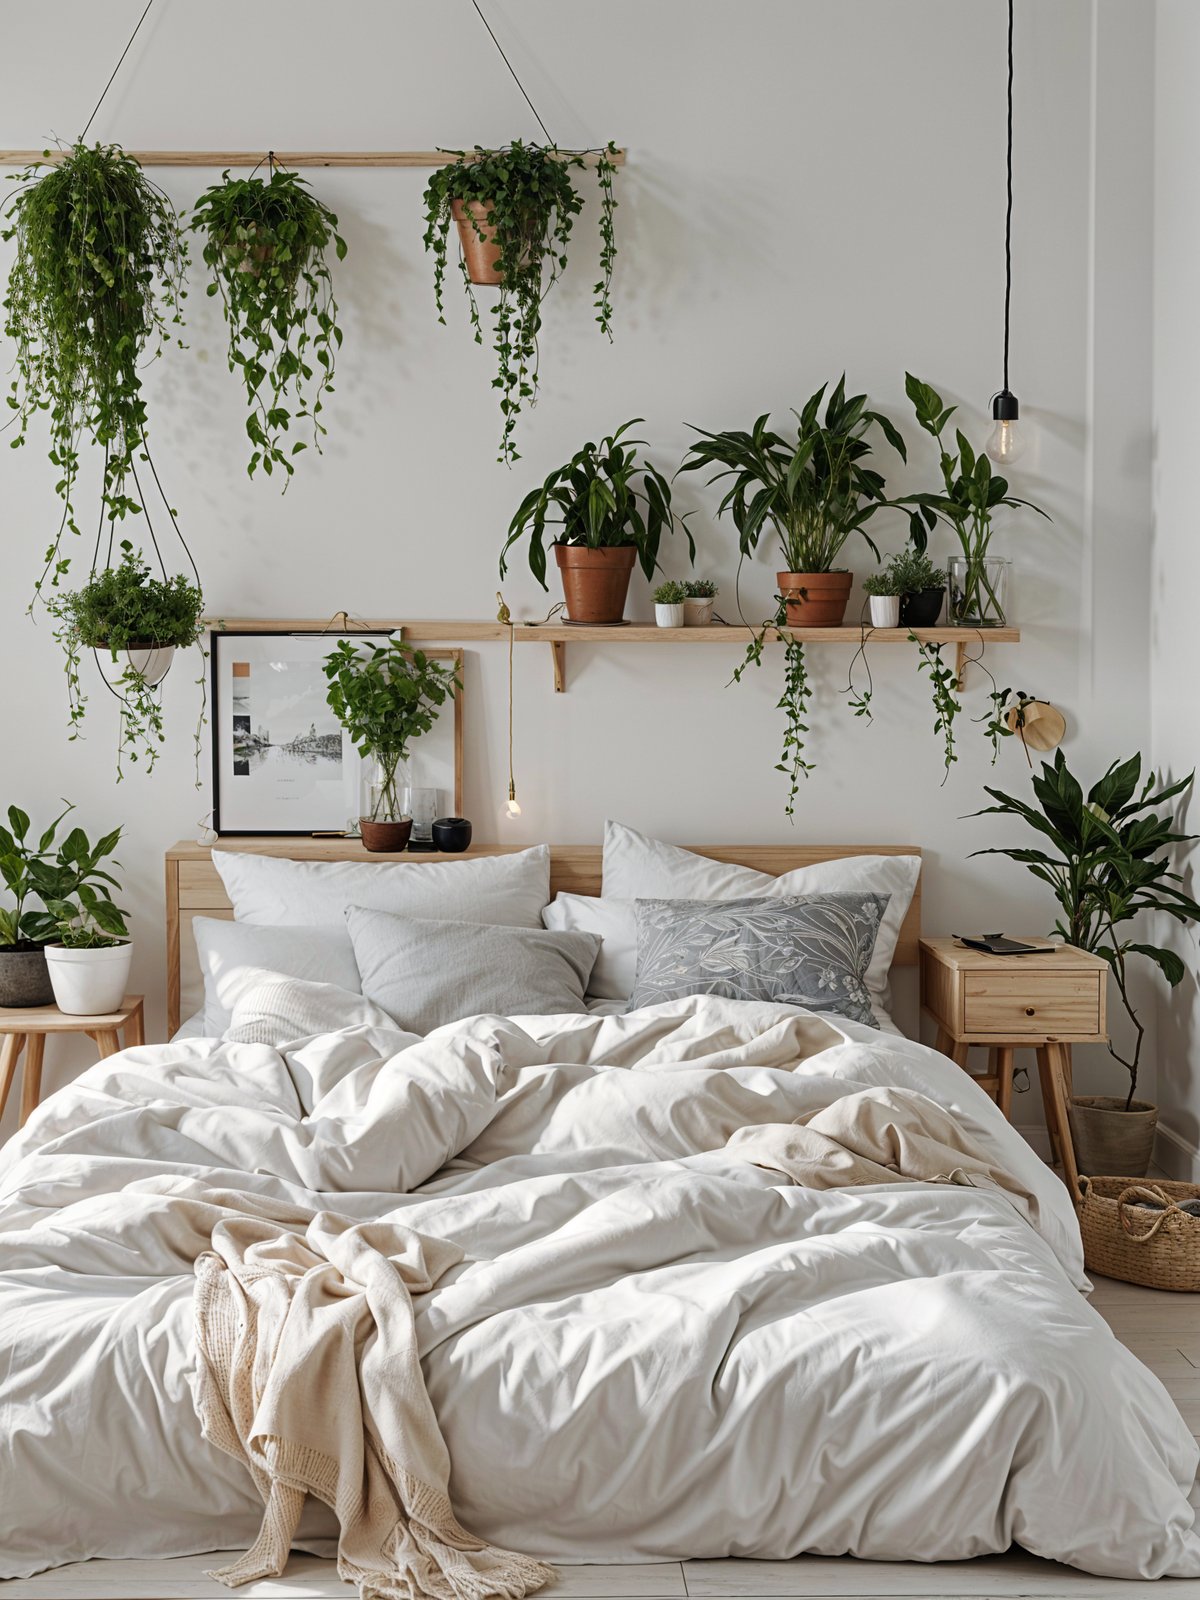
[899,585,945,627]
[432,817,472,853]
[0,944,54,1008]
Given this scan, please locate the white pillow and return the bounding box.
[600,821,919,1029]
[225,969,395,1047]
[213,845,551,930]
[194,917,361,1036]
[542,893,637,1001]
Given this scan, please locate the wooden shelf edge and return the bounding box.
[1,148,627,170]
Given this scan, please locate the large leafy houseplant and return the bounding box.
[191,167,347,482]
[2,142,188,601]
[423,141,618,464]
[972,751,1200,1110]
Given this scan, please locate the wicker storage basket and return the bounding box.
[1078,1177,1200,1292]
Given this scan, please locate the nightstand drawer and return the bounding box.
[962,972,1102,1037]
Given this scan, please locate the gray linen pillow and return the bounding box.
[628,893,890,1027]
[345,905,601,1034]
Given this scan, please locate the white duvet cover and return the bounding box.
[0,998,1196,1582]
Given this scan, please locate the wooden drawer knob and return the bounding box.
[1025,1006,1035,1016]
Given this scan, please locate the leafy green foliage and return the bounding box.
[883,547,946,595]
[733,613,814,818]
[423,141,619,464]
[912,636,961,781]
[500,419,694,588]
[683,578,717,599]
[0,802,126,949]
[653,580,686,604]
[324,639,459,823]
[679,377,906,574]
[971,751,1200,1101]
[863,570,903,597]
[2,143,188,600]
[191,168,346,482]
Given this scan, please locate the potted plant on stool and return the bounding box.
[40,819,131,1015]
[972,751,1200,1177]
[0,803,75,1007]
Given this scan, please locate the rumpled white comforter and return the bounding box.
[0,998,1196,1582]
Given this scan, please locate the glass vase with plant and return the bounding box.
[500,420,694,625]
[323,639,459,852]
[191,166,347,484]
[423,141,618,465]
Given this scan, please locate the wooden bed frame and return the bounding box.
[165,838,922,1036]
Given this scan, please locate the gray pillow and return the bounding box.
[628,893,890,1027]
[345,905,601,1034]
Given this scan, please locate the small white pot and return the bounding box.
[868,595,901,627]
[98,645,176,689]
[683,597,715,626]
[655,603,686,628]
[45,941,133,1016]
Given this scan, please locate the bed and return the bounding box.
[0,835,1197,1587]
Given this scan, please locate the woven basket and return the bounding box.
[1078,1177,1200,1292]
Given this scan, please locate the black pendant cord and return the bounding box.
[469,0,555,146]
[79,0,157,142]
[1002,0,1014,397]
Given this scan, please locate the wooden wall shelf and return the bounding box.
[0,149,626,170]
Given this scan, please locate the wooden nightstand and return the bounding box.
[920,938,1109,1198]
[0,995,145,1129]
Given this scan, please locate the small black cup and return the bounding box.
[432,817,472,853]
[898,585,945,627]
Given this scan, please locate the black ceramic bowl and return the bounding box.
[432,817,472,853]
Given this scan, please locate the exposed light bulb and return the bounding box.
[988,390,1023,464]
[505,781,522,820]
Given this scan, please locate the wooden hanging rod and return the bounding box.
[0,148,626,170]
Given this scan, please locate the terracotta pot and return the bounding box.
[777,570,853,626]
[359,817,413,854]
[451,199,503,285]
[554,544,637,624]
[1069,1095,1159,1178]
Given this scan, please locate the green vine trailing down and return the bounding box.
[191,167,346,483]
[911,634,962,782]
[732,610,815,819]
[1,142,188,601]
[423,141,619,465]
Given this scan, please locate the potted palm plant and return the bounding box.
[683,578,718,626]
[653,581,687,627]
[500,420,694,624]
[323,638,459,852]
[972,751,1200,1176]
[679,377,907,627]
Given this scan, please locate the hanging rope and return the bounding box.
[79,0,158,142]
[468,0,555,146]
[1002,0,1014,393]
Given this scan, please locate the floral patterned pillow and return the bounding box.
[628,893,890,1027]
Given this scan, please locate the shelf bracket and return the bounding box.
[955,642,968,693]
[550,640,567,693]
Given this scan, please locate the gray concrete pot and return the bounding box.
[1068,1095,1159,1178]
[0,945,54,1008]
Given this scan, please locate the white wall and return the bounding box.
[1152,0,1200,1180]
[0,0,1156,1140]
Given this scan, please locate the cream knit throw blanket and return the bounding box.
[192,1209,553,1600]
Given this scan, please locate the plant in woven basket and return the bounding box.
[191,167,346,482]
[423,141,619,464]
[971,750,1200,1109]
[1,142,188,601]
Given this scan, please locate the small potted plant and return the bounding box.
[653,581,687,627]
[500,420,694,625]
[680,377,906,627]
[39,818,131,1015]
[323,638,459,852]
[0,802,79,1007]
[683,578,718,626]
[862,570,903,628]
[887,548,947,626]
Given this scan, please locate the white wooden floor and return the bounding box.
[2,1275,1197,1600]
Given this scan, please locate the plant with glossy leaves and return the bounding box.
[500,419,694,589]
[971,751,1200,1105]
[0,802,126,950]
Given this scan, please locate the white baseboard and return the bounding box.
[1155,1122,1200,1183]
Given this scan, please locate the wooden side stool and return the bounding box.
[919,938,1110,1200]
[0,995,145,1129]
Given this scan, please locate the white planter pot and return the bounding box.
[45,941,133,1016]
[683,597,715,627]
[655,603,686,628]
[98,645,175,689]
[868,595,901,627]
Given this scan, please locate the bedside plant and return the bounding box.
[652,581,687,627]
[972,751,1200,1175]
[683,578,718,626]
[500,420,694,625]
[423,141,619,464]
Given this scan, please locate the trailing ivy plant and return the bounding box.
[45,542,205,781]
[191,167,346,482]
[423,141,619,464]
[732,607,815,818]
[1,142,188,600]
[911,635,962,782]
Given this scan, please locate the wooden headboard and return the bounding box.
[165,838,922,1035]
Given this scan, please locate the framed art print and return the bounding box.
[211,628,463,836]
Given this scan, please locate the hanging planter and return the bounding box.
[1,141,188,603]
[423,141,619,464]
[191,165,347,483]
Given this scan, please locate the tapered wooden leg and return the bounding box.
[996,1046,1015,1120]
[1045,1041,1080,1199]
[18,1034,44,1127]
[92,1029,122,1059]
[128,999,145,1047]
[933,1027,955,1060]
[949,1039,971,1070]
[1036,1045,1060,1163]
[0,1033,25,1124]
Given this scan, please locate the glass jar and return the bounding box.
[948,556,1010,627]
[358,755,409,826]
[402,785,441,846]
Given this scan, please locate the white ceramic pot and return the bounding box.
[655,603,686,628]
[683,597,715,627]
[868,595,901,627]
[98,645,176,689]
[45,941,133,1016]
